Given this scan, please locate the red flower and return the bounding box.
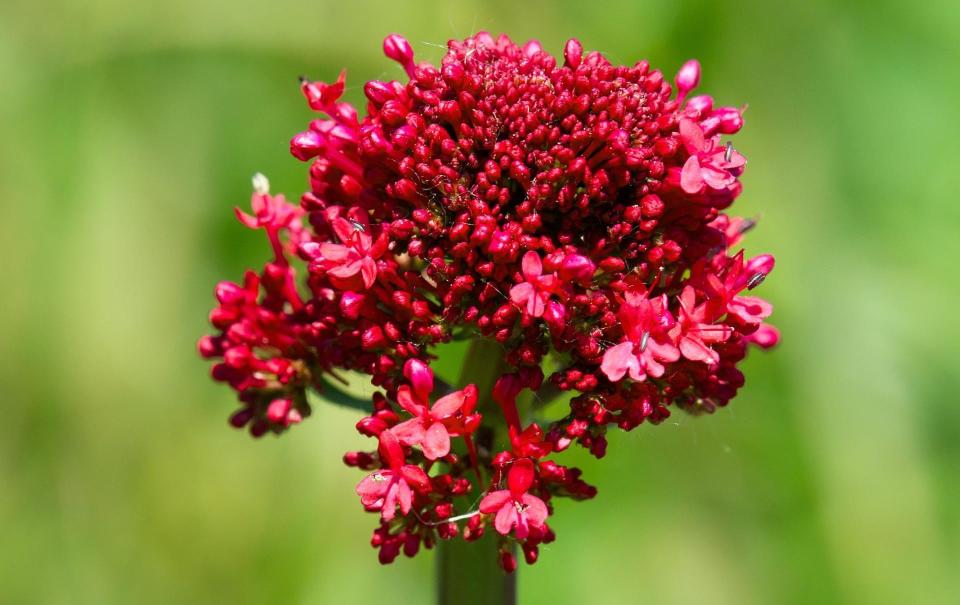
[392,359,480,460]
[674,286,732,366]
[479,459,548,540]
[356,430,431,522]
[600,292,680,382]
[678,118,746,195]
[299,210,388,290]
[509,251,559,318]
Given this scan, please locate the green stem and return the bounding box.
[437,337,516,605]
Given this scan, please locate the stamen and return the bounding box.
[724,141,734,162]
[640,331,650,352]
[747,272,766,289]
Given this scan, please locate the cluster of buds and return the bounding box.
[200,32,777,571]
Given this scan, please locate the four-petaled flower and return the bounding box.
[235,174,303,233]
[702,251,775,326]
[601,292,681,383]
[356,429,431,522]
[509,251,559,318]
[299,210,388,290]
[679,118,746,195]
[392,359,480,460]
[674,286,732,366]
[479,458,549,540]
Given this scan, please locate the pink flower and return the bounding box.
[299,211,388,290]
[392,359,479,460]
[702,252,775,326]
[674,286,732,366]
[479,459,548,540]
[600,292,680,383]
[234,174,304,238]
[678,118,746,195]
[510,251,559,318]
[356,429,431,521]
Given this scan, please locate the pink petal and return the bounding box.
[332,217,355,243]
[381,482,398,521]
[521,251,542,280]
[396,479,413,515]
[679,118,706,153]
[680,336,719,366]
[234,207,261,229]
[422,422,451,460]
[391,417,426,446]
[396,386,428,417]
[510,282,534,305]
[360,257,377,288]
[431,391,465,419]
[318,242,351,262]
[479,490,512,514]
[520,493,549,526]
[328,258,363,279]
[356,470,391,498]
[528,293,546,318]
[494,504,518,536]
[600,342,637,382]
[700,165,734,190]
[680,155,704,194]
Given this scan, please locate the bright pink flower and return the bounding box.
[600,292,680,383]
[702,252,775,325]
[479,459,549,540]
[510,251,559,318]
[234,177,303,233]
[678,118,746,195]
[356,429,431,521]
[392,359,479,460]
[299,211,388,290]
[674,286,732,366]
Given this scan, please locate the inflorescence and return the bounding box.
[199,32,778,571]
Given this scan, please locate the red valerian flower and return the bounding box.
[299,209,389,290]
[479,459,549,540]
[200,31,778,572]
[509,251,559,318]
[674,286,732,366]
[392,359,480,460]
[600,292,680,383]
[356,429,431,522]
[678,118,746,195]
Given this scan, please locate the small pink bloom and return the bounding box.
[678,118,746,195]
[479,459,548,540]
[392,360,479,460]
[299,211,388,290]
[600,292,680,383]
[356,430,431,521]
[510,251,559,318]
[674,286,732,366]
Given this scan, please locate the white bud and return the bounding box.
[252,172,270,195]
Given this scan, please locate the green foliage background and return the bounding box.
[2,1,959,603]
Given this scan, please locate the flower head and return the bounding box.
[201,32,777,572]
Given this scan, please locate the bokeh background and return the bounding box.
[3,0,959,603]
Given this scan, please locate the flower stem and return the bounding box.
[436,337,516,605]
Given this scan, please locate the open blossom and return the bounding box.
[509,252,559,318]
[200,32,777,572]
[479,459,549,540]
[677,118,746,195]
[600,293,680,383]
[298,209,388,290]
[356,429,431,521]
[392,359,480,460]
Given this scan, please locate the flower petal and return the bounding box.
[479,490,512,514]
[431,391,465,419]
[422,422,451,460]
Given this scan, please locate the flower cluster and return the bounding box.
[200,32,777,571]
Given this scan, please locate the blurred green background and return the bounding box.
[2,0,959,603]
